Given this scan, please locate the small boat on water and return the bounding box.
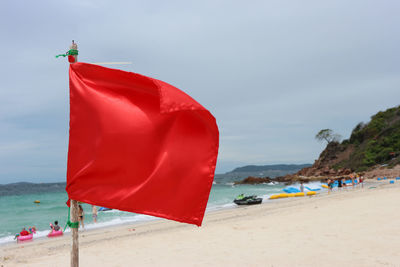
[233,194,263,205]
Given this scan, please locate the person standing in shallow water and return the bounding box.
[300,182,304,193]
[92,205,98,223]
[78,204,85,229]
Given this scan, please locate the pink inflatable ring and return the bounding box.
[17,233,33,242]
[48,230,63,237]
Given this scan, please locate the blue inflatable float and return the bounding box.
[283,187,301,193]
[305,186,321,191]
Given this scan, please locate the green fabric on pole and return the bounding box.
[68,49,78,55]
[68,221,79,229]
[63,207,79,232]
[55,49,79,58]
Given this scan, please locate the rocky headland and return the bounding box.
[236,106,400,185]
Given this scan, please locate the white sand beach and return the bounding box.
[2,180,400,267]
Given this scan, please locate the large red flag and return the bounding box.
[66,63,219,226]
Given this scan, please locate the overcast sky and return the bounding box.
[1,0,399,183]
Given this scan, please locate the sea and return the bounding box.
[0,180,324,245]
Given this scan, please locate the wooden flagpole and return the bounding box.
[70,199,79,267]
[69,40,79,267]
[64,41,133,267]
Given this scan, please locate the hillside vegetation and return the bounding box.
[301,106,400,176]
[337,106,400,171]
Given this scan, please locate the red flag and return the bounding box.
[66,63,219,226]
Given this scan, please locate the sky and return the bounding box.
[0,0,399,183]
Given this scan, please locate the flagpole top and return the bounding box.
[68,40,78,64]
[70,40,78,50]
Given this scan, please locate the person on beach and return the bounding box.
[92,205,98,223]
[19,227,30,236]
[360,176,364,188]
[327,179,333,193]
[78,204,85,229]
[300,182,304,193]
[338,178,342,190]
[326,179,330,193]
[350,174,355,188]
[50,221,61,231]
[342,178,347,189]
[15,227,36,239]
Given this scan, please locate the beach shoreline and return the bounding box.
[2,179,399,266]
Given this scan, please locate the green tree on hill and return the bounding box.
[315,129,341,144]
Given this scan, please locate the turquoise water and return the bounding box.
[0,183,288,244]
[0,180,334,244]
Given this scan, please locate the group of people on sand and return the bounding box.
[326,174,364,193]
[17,204,99,239]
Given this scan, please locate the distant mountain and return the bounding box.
[230,164,312,173]
[214,164,311,184]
